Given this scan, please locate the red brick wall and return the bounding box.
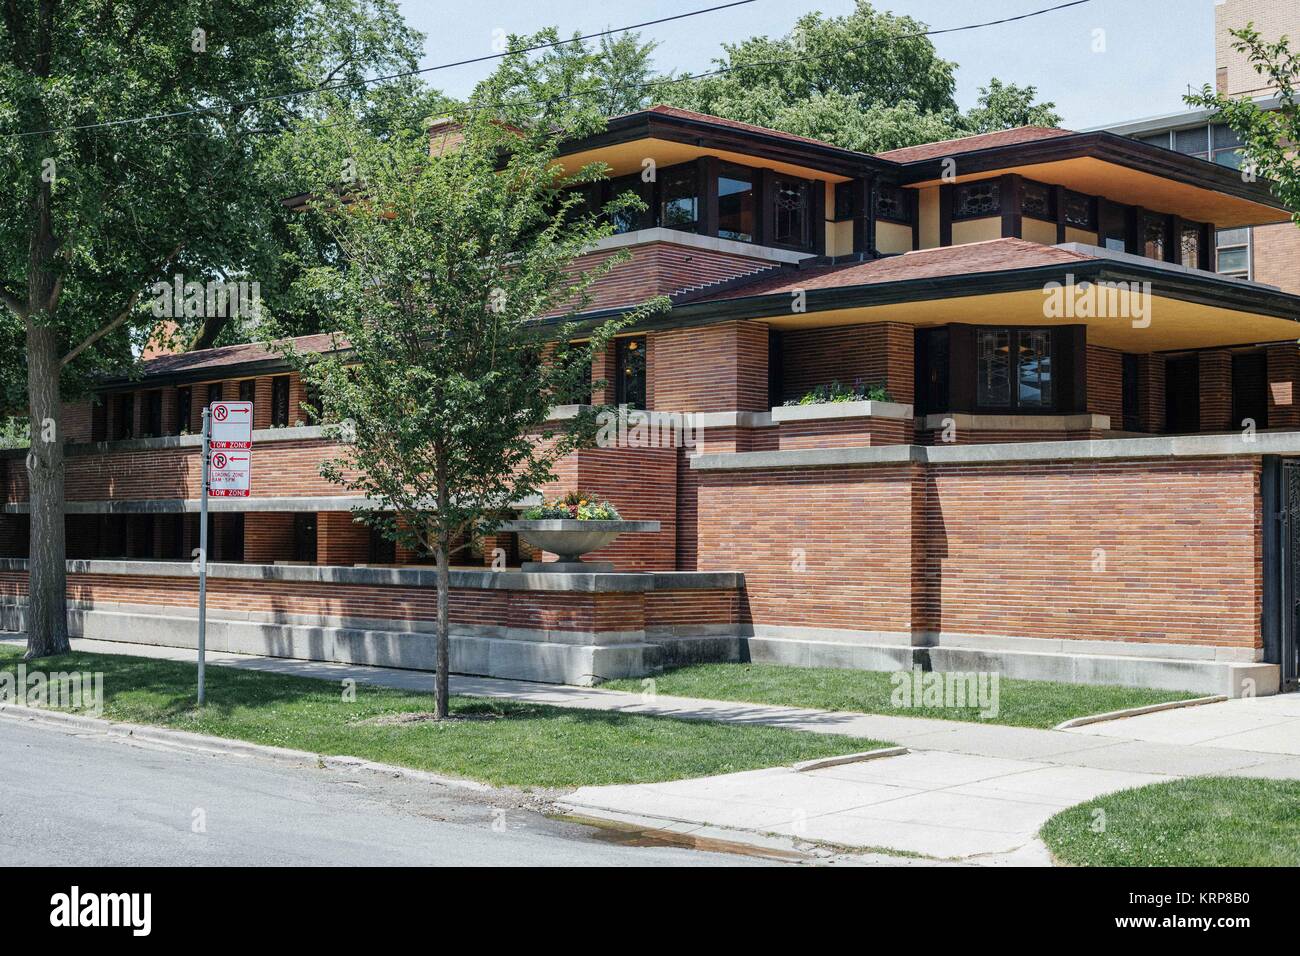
[317,512,370,566]
[651,320,768,412]
[0,569,739,635]
[695,464,919,633]
[2,438,355,505]
[693,455,1262,651]
[1087,345,1123,425]
[1137,353,1166,434]
[777,416,912,449]
[1251,221,1300,296]
[1266,343,1300,430]
[1199,350,1234,432]
[780,322,915,405]
[244,513,296,564]
[62,401,94,445]
[916,457,1260,650]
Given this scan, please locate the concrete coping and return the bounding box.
[690,429,1300,471]
[772,400,914,423]
[918,412,1109,431]
[0,424,331,459]
[0,558,742,593]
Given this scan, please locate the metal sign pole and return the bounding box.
[198,407,210,706]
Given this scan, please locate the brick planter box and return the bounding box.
[772,400,914,449]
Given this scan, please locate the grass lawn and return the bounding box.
[1041,777,1300,866]
[603,662,1203,729]
[0,645,888,790]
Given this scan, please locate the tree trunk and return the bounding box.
[433,539,450,720]
[25,321,69,659]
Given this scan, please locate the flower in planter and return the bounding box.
[522,490,621,520]
[784,379,891,406]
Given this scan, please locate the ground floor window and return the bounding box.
[975,328,1054,411]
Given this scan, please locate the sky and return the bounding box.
[393,0,1217,130]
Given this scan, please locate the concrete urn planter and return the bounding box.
[501,519,660,573]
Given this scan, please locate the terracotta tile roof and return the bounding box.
[630,104,851,152]
[872,126,1074,163]
[698,238,1097,301]
[138,332,344,377]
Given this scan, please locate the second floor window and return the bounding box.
[1020,181,1053,220]
[772,177,812,249]
[1143,213,1169,261]
[954,181,1001,219]
[658,164,698,231]
[115,393,134,440]
[145,391,163,438]
[615,336,647,410]
[873,183,910,224]
[717,163,755,242]
[206,382,223,409]
[271,376,291,427]
[1217,228,1250,278]
[175,387,191,435]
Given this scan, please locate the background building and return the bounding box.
[1100,0,1299,292]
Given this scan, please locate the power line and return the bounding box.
[422,0,1095,127]
[11,0,1095,140]
[9,0,759,138]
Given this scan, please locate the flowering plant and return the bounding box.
[522,490,621,520]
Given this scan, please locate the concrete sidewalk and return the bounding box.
[32,635,1300,778]
[8,634,1299,863]
[1062,691,1300,761]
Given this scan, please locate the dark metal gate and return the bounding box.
[1264,457,1300,690]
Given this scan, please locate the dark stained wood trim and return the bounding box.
[1001,174,1023,240]
[939,184,953,247]
[1053,184,1067,243]
[909,189,921,251]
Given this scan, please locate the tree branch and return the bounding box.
[59,241,183,367]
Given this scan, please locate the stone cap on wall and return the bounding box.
[691,430,1300,471]
[0,558,742,593]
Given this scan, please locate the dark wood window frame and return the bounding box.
[271,376,291,428]
[614,335,647,409]
[582,157,822,254]
[175,387,192,436]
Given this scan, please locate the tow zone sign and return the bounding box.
[207,402,253,497]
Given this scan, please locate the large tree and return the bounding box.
[658,1,1059,152]
[278,42,668,718]
[1186,24,1300,220]
[0,0,422,658]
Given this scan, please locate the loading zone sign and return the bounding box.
[209,401,253,449]
[208,449,252,497]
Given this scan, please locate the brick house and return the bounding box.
[3,103,1300,693]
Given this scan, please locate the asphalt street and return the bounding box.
[0,717,773,867]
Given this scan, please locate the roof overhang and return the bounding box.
[554,259,1300,352]
[556,110,885,181]
[896,131,1290,228]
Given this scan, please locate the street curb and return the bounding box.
[791,746,908,772]
[1052,695,1228,730]
[0,701,492,793]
